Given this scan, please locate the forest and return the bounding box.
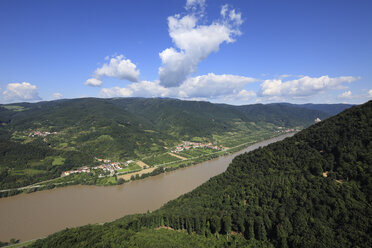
[27,101,371,247]
[0,98,343,190]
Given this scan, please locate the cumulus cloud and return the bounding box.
[237,89,256,100]
[158,3,243,87]
[178,73,257,98]
[368,89,372,97]
[2,82,41,102]
[84,78,102,87]
[260,75,358,97]
[339,90,352,99]
[94,55,139,82]
[99,87,133,98]
[52,92,63,100]
[99,73,256,103]
[99,81,171,98]
[128,80,171,98]
[185,0,205,11]
[84,55,139,87]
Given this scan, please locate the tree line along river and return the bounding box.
[0,133,294,243]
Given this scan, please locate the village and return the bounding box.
[29,130,59,137]
[171,141,227,153]
[61,158,134,177]
[61,141,226,178]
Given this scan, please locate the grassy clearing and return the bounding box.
[117,163,141,173]
[10,169,46,176]
[213,129,276,147]
[28,160,44,167]
[178,148,215,158]
[58,142,68,148]
[96,176,117,186]
[51,156,65,166]
[3,105,26,112]
[143,153,181,166]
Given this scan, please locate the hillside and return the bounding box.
[0,98,338,190]
[295,103,354,115]
[27,101,371,247]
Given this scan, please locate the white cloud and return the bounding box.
[84,78,102,87]
[237,89,256,100]
[339,90,352,99]
[368,89,372,97]
[158,3,243,87]
[84,55,140,87]
[260,75,358,97]
[94,55,139,82]
[52,92,63,100]
[178,73,257,98]
[99,73,256,103]
[99,87,133,98]
[185,0,205,11]
[229,9,243,25]
[128,80,171,98]
[2,82,41,102]
[221,4,228,17]
[99,80,170,98]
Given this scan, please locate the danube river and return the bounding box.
[0,133,294,242]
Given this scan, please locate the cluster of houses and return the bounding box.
[92,160,124,177]
[61,158,134,177]
[171,141,226,153]
[276,127,297,133]
[29,130,58,137]
[61,166,90,177]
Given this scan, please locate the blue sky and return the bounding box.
[0,0,371,104]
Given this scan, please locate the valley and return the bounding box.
[0,98,334,197]
[21,100,371,248]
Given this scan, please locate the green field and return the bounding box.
[117,163,141,173]
[3,105,26,112]
[51,156,65,166]
[96,176,117,186]
[213,128,276,147]
[10,169,46,176]
[178,147,216,158]
[143,153,181,166]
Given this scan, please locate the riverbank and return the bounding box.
[0,133,295,243]
[0,131,290,199]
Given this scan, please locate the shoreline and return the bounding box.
[0,132,296,199]
[0,132,295,243]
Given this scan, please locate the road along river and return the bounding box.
[0,133,294,242]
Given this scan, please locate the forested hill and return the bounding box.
[0,98,346,190]
[30,101,371,248]
[269,102,353,116]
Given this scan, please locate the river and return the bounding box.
[0,133,294,242]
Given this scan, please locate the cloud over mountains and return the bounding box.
[79,0,364,104]
[260,76,358,97]
[85,55,140,87]
[2,82,41,102]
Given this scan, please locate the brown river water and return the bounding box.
[0,133,294,242]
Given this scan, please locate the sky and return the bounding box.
[0,0,371,105]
